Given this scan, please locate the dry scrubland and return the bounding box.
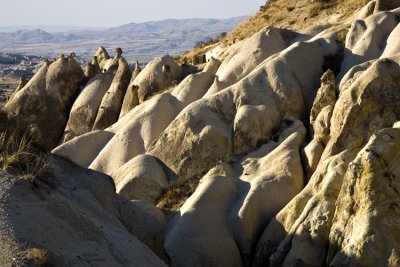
[1,0,400,266]
[181,0,370,62]
[228,0,370,40]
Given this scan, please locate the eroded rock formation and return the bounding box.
[2,1,400,266]
[0,155,166,266]
[3,55,85,150]
[133,55,182,103]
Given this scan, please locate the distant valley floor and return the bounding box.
[0,17,248,64]
[0,77,18,108]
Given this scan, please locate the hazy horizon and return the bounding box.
[0,0,265,28]
[0,17,248,32]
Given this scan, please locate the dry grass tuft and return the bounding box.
[157,178,199,212]
[26,247,48,265]
[0,111,47,181]
[0,130,32,171]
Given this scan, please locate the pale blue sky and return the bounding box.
[0,0,266,27]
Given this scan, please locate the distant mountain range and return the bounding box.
[0,17,247,63]
[0,25,106,33]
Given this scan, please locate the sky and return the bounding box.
[0,0,266,27]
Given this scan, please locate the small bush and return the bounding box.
[26,247,48,265]
[194,37,216,49]
[219,32,227,39]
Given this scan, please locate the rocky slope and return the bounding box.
[1,0,400,266]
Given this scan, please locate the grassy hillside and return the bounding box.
[180,0,370,62]
[226,0,369,42]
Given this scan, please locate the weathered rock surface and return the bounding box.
[84,56,101,79]
[95,46,111,71]
[113,154,168,204]
[254,57,400,267]
[3,55,85,150]
[52,130,114,168]
[61,67,115,142]
[93,57,132,130]
[21,2,400,266]
[338,9,400,80]
[165,118,306,266]
[117,196,168,261]
[165,163,243,267]
[149,30,342,185]
[375,0,400,12]
[303,69,337,180]
[119,60,142,118]
[53,58,220,177]
[133,55,182,103]
[0,155,166,266]
[327,125,400,266]
[204,26,301,97]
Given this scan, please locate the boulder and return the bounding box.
[8,75,28,100]
[355,0,377,20]
[205,44,226,61]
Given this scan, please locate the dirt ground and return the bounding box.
[0,77,19,108]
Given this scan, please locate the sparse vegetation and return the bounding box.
[310,0,337,17]
[225,0,369,43]
[179,31,230,64]
[157,177,200,212]
[232,0,365,41]
[26,247,48,266]
[194,38,215,49]
[178,0,370,63]
[0,111,47,181]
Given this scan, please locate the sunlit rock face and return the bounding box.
[4,55,85,150]
[3,1,400,266]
